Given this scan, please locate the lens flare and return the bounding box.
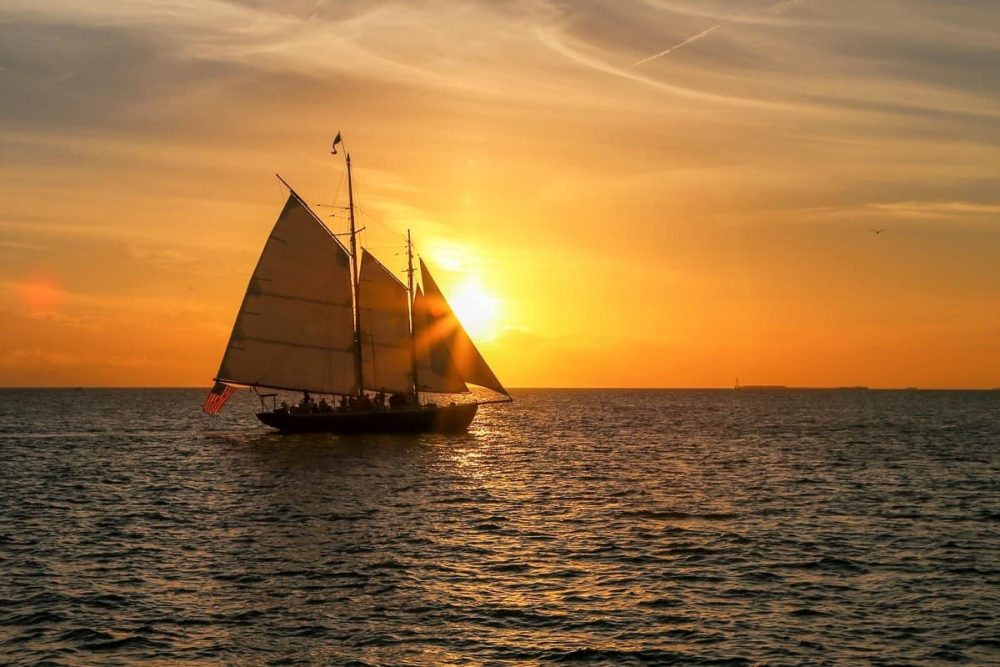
[448,278,500,341]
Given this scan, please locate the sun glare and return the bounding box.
[448,278,500,341]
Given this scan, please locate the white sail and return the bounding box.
[215,194,357,395]
[413,287,468,394]
[418,260,508,395]
[359,251,413,393]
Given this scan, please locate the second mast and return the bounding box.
[346,151,364,397]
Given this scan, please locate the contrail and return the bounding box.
[630,23,724,67]
[629,0,801,68]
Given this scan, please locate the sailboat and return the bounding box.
[202,142,511,433]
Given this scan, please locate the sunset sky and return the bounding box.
[2,0,999,388]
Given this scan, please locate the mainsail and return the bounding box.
[214,194,357,395]
[415,259,508,395]
[358,251,412,393]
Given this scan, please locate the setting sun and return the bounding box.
[447,278,500,342]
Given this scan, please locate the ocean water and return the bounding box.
[0,388,998,666]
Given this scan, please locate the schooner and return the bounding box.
[202,138,510,433]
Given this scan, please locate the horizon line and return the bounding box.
[1,385,998,391]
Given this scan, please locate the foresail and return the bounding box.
[418,259,508,395]
[413,287,468,394]
[215,194,357,395]
[359,251,412,394]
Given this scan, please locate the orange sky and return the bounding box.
[2,0,999,388]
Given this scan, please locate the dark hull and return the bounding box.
[256,403,479,434]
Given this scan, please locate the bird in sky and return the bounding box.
[870,229,885,235]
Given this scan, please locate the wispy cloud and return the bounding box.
[0,239,44,251]
[866,201,1000,219]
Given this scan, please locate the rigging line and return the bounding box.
[349,186,413,286]
[273,176,290,209]
[336,150,410,284]
[358,211,404,280]
[354,204,408,241]
[362,244,408,278]
[349,168,408,242]
[315,162,348,234]
[326,170,349,234]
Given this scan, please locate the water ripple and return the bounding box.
[0,388,998,665]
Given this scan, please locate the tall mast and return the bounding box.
[406,229,420,401]
[347,152,364,397]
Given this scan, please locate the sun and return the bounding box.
[448,278,500,341]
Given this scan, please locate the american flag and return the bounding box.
[202,381,236,414]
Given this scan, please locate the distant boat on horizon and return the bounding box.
[202,138,511,433]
